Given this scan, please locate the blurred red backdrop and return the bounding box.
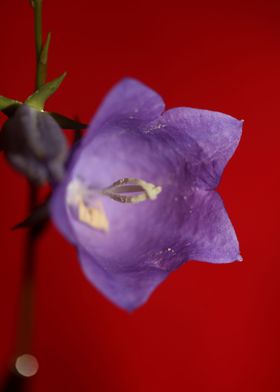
[1,0,280,391]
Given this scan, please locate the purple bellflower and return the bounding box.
[51,78,243,311]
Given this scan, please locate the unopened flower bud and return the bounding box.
[0,104,68,184]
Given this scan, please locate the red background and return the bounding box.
[1,0,280,391]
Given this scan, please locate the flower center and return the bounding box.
[66,177,162,232]
[101,177,162,204]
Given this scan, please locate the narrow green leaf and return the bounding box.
[2,103,22,117]
[25,72,67,111]
[50,112,87,130]
[12,199,49,231]
[37,32,51,87]
[0,96,21,111]
[40,32,51,65]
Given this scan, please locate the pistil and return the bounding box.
[102,178,162,204]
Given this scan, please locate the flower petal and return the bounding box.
[50,79,242,311]
[68,187,240,311]
[186,189,241,263]
[161,107,243,189]
[51,178,76,244]
[83,78,165,143]
[78,247,168,311]
[50,148,83,244]
[65,124,191,271]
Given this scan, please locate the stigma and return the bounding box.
[102,178,162,204]
[66,177,162,231]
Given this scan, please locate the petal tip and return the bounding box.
[115,76,153,92]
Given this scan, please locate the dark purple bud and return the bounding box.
[0,104,68,184]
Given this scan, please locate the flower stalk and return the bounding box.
[15,0,44,360]
[4,1,46,388]
[34,0,44,88]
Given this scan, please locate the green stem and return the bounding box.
[1,2,46,389]
[16,185,38,356]
[15,0,44,356]
[34,0,43,89]
[13,0,43,375]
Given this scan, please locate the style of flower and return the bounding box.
[51,78,243,311]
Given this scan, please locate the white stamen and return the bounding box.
[66,179,109,232]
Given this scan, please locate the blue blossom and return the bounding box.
[51,78,243,311]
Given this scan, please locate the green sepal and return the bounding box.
[50,112,87,130]
[0,96,21,112]
[2,103,22,117]
[0,95,86,132]
[12,199,50,232]
[25,72,67,111]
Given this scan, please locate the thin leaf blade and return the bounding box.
[25,72,67,111]
[50,112,87,130]
[0,96,21,111]
[12,200,49,231]
[37,32,51,86]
